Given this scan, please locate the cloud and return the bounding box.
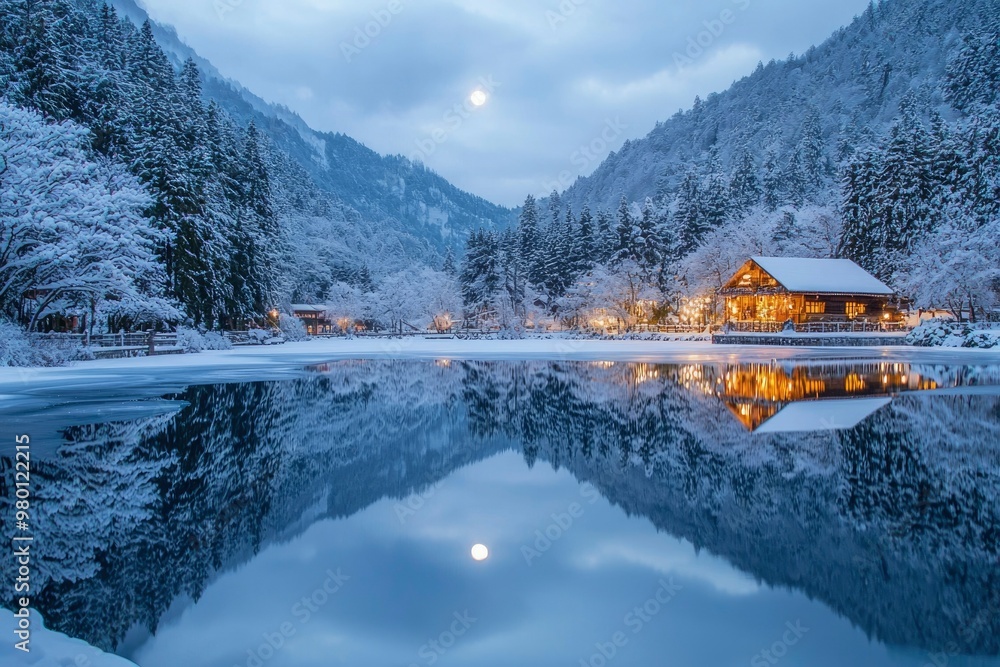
[138,0,872,206]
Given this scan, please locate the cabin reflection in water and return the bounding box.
[712,362,941,432]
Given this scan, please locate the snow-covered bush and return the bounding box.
[907,320,999,349]
[246,329,283,345]
[0,322,81,367]
[176,328,234,352]
[279,314,310,341]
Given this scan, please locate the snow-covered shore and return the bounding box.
[0,338,1000,386]
[0,609,138,666]
[3,337,1000,394]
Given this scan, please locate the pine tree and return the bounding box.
[596,209,615,264]
[442,247,457,276]
[762,150,783,211]
[945,20,1000,113]
[239,121,282,316]
[876,100,937,264]
[674,171,704,256]
[548,190,563,227]
[784,149,807,207]
[701,153,730,228]
[576,205,595,273]
[518,195,544,287]
[12,0,80,120]
[730,149,761,214]
[498,227,524,315]
[636,199,664,279]
[613,196,638,264]
[460,230,501,324]
[357,264,375,293]
[799,108,826,188]
[839,149,884,273]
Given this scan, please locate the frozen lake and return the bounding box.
[2,349,1000,666]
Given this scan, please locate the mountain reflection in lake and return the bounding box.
[2,360,999,667]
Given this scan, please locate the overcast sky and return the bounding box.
[137,0,871,207]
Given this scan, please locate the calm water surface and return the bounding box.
[2,359,1000,667]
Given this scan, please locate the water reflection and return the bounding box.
[1,360,999,664]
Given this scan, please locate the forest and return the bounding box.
[458,6,1000,330]
[0,0,998,354]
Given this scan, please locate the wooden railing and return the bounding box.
[34,332,179,348]
[725,321,909,334]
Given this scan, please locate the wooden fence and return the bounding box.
[725,321,908,334]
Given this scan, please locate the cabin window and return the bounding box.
[805,301,826,315]
[846,302,867,319]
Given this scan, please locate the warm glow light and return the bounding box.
[470,90,488,107]
[471,544,489,561]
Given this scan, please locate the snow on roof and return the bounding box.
[755,398,892,434]
[751,257,894,295]
[290,304,326,313]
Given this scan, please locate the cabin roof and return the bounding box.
[749,257,894,295]
[290,304,326,314]
[755,397,893,434]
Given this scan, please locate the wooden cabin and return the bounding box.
[720,257,905,328]
[290,305,333,335]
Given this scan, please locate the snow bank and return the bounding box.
[0,337,998,405]
[0,323,82,368]
[907,321,1000,349]
[0,609,138,666]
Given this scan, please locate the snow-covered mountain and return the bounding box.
[110,0,512,257]
[557,0,992,213]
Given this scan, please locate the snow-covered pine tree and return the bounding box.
[518,194,544,288]
[613,196,639,265]
[839,148,885,274]
[596,209,615,264]
[762,149,783,211]
[460,229,501,325]
[636,198,664,280]
[729,148,761,215]
[799,107,827,190]
[673,171,703,256]
[876,100,937,266]
[238,120,282,316]
[945,18,1000,113]
[576,205,595,273]
[442,247,457,276]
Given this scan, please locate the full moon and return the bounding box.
[471,544,489,561]
[470,90,488,107]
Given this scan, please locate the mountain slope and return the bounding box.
[112,0,512,257]
[559,0,992,213]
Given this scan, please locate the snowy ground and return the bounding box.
[0,609,139,666]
